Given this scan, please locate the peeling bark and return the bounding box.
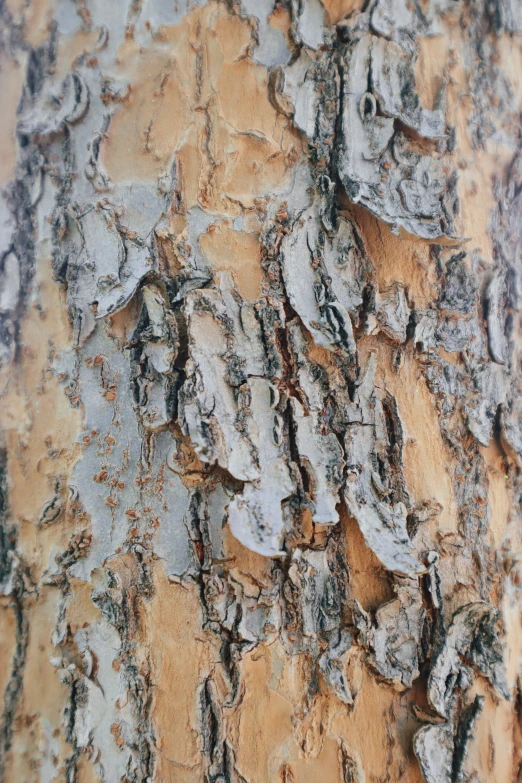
[1,0,522,781]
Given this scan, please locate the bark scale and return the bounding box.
[0,0,522,781]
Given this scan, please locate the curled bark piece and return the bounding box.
[0,196,21,373]
[0,252,20,316]
[85,123,112,192]
[488,0,522,32]
[370,38,446,139]
[276,47,339,173]
[452,696,486,782]
[336,33,457,241]
[369,581,425,689]
[290,0,326,51]
[95,240,152,320]
[18,72,89,136]
[370,0,455,46]
[242,0,291,66]
[343,354,423,576]
[501,394,522,467]
[67,206,152,344]
[284,545,353,702]
[180,288,260,482]
[464,362,507,446]
[218,274,267,377]
[140,284,179,375]
[131,284,179,431]
[277,19,456,241]
[276,50,322,139]
[318,628,354,704]
[414,309,438,352]
[486,271,507,364]
[181,273,297,555]
[344,493,424,576]
[414,695,485,783]
[414,722,454,783]
[338,35,394,195]
[288,320,345,524]
[280,205,356,356]
[375,283,411,343]
[290,397,343,524]
[321,216,370,313]
[227,377,295,557]
[428,602,509,718]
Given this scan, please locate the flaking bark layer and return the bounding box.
[1,0,522,781]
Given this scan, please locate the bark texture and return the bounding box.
[1,0,522,781]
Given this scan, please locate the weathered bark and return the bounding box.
[1,0,522,781]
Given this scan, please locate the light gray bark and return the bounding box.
[0,0,521,781]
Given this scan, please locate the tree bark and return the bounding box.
[1,0,522,781]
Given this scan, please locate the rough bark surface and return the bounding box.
[0,0,522,781]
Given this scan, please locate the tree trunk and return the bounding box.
[1,0,522,781]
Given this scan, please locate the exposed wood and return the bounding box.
[0,0,522,781]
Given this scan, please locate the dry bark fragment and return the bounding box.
[0,1,521,781]
[428,602,509,719]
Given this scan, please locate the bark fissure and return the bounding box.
[0,0,521,780]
